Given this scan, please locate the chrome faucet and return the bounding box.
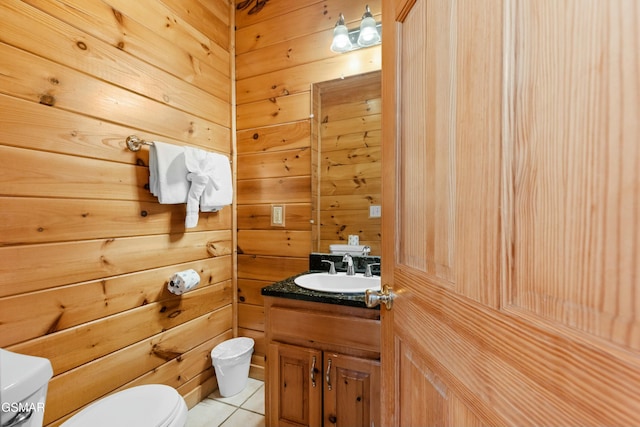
[342,254,355,276]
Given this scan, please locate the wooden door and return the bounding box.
[381,0,640,426]
[267,343,322,427]
[323,352,381,427]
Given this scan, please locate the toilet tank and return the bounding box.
[0,349,53,427]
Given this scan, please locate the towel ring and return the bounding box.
[126,135,153,152]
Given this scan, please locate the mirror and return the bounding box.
[311,71,382,255]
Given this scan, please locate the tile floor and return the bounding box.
[185,378,265,427]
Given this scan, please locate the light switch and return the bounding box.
[370,205,381,218]
[271,204,285,226]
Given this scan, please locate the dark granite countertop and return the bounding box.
[261,270,380,309]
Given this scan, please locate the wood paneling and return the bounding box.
[235,0,382,375]
[0,197,231,245]
[0,0,233,424]
[236,0,334,29]
[0,40,228,143]
[0,230,232,296]
[237,279,270,306]
[0,145,151,201]
[0,257,231,347]
[237,255,309,282]
[236,176,311,204]
[237,148,311,180]
[19,0,231,84]
[238,230,312,257]
[507,0,640,351]
[238,303,265,331]
[237,121,311,154]
[236,92,311,130]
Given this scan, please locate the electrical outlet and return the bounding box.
[370,205,381,218]
[271,205,285,226]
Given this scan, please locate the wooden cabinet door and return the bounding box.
[381,0,640,426]
[267,343,322,427]
[323,352,381,427]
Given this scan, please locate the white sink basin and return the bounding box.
[294,272,380,294]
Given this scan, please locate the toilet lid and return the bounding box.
[62,384,186,427]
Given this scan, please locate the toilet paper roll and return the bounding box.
[168,269,200,295]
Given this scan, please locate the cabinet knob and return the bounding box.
[328,414,337,424]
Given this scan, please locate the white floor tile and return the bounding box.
[241,385,264,415]
[185,399,236,427]
[220,408,265,427]
[188,379,265,427]
[208,378,263,407]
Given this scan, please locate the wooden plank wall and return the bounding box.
[235,0,382,373]
[315,72,382,254]
[0,0,233,425]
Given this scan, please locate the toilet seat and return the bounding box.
[61,384,187,427]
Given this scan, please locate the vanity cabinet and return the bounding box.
[264,296,380,427]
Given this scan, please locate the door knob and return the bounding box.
[365,284,396,309]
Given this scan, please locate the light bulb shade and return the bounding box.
[357,16,380,46]
[331,24,352,52]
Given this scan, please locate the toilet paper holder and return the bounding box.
[168,269,200,295]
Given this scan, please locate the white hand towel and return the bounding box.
[200,152,233,212]
[184,147,233,228]
[149,141,189,204]
[184,147,214,228]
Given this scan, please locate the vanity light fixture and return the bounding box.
[357,5,380,46]
[330,5,381,53]
[330,13,352,53]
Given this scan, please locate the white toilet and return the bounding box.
[60,384,187,427]
[0,348,52,427]
[0,349,187,427]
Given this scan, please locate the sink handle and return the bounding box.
[364,262,381,277]
[321,260,336,275]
